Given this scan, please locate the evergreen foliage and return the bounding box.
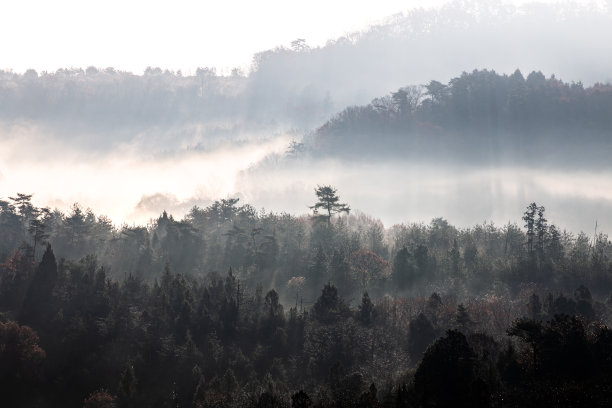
[1,195,612,406]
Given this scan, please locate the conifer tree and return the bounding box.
[19,244,57,326]
[309,185,350,226]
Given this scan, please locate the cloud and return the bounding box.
[2,116,612,234]
[0,120,290,225]
[130,193,211,224]
[2,1,612,233]
[237,156,612,233]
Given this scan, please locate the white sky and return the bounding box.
[1,0,602,75]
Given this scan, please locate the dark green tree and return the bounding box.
[408,313,437,362]
[392,246,414,290]
[117,364,137,408]
[291,390,312,408]
[527,293,542,320]
[19,244,58,327]
[547,224,563,261]
[523,203,538,255]
[535,205,547,255]
[414,330,476,408]
[356,291,376,326]
[455,304,473,333]
[309,185,350,226]
[507,317,543,373]
[309,246,327,294]
[312,283,349,324]
[449,238,461,277]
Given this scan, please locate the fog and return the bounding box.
[5,3,612,405]
[0,122,291,224]
[2,118,611,234]
[2,1,612,234]
[237,155,612,233]
[3,2,612,129]
[249,1,612,112]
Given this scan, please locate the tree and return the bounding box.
[535,205,547,254]
[0,321,46,404]
[312,283,349,324]
[28,208,50,257]
[291,390,312,408]
[413,244,430,280]
[9,193,36,222]
[414,330,477,408]
[547,224,563,261]
[392,247,414,290]
[83,390,115,408]
[523,203,538,254]
[309,185,350,226]
[408,313,437,362]
[291,38,309,52]
[263,289,285,333]
[507,317,543,373]
[19,243,58,326]
[425,80,449,105]
[357,292,376,326]
[349,250,391,291]
[117,364,137,408]
[449,238,461,277]
[527,293,542,320]
[391,88,409,113]
[455,304,473,333]
[366,222,388,258]
[309,246,327,293]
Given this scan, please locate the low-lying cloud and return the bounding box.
[0,121,291,225]
[237,156,612,234]
[2,120,611,234]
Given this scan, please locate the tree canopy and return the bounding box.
[309,185,350,226]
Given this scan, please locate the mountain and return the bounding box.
[310,69,612,167]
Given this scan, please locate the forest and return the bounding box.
[0,64,331,135]
[4,3,612,408]
[313,69,612,166]
[4,2,612,141]
[2,188,612,407]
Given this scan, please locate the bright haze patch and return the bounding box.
[1,117,611,233]
[237,157,612,233]
[1,0,450,74]
[0,0,603,74]
[2,0,612,234]
[0,122,291,225]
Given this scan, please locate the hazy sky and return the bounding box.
[2,0,612,234]
[2,0,604,74]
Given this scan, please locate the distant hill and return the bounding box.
[3,2,612,150]
[311,69,612,167]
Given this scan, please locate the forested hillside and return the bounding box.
[2,190,612,406]
[313,69,612,166]
[4,2,612,143]
[5,2,612,407]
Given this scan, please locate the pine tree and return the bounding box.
[392,247,413,290]
[408,313,437,361]
[527,293,542,320]
[309,246,327,293]
[449,238,461,277]
[291,390,312,408]
[19,244,57,326]
[117,364,137,408]
[357,292,376,326]
[455,304,473,333]
[535,205,547,255]
[309,185,350,226]
[523,203,538,254]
